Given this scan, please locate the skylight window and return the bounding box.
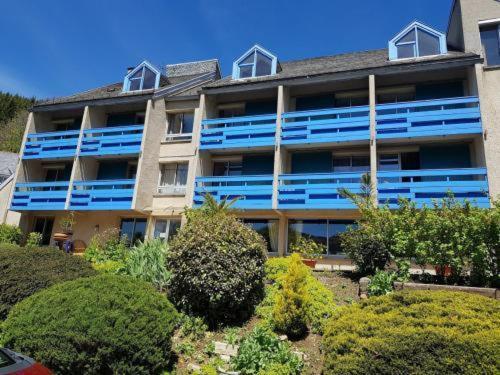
[232,45,278,79]
[389,21,447,61]
[123,61,160,92]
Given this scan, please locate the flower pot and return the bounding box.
[53,232,69,242]
[434,265,453,277]
[302,259,317,269]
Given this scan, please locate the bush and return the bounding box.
[92,260,124,273]
[323,291,500,374]
[84,228,128,264]
[25,232,42,248]
[0,224,22,245]
[0,246,96,319]
[231,326,303,375]
[121,239,171,291]
[1,274,179,374]
[272,253,310,338]
[367,270,396,296]
[167,208,266,326]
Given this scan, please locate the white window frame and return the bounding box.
[123,61,161,92]
[153,218,181,242]
[165,112,194,142]
[157,162,188,195]
[232,45,278,80]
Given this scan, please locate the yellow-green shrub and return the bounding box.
[322,291,500,374]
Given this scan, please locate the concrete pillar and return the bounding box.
[369,75,378,206]
[277,213,288,256]
[273,85,289,210]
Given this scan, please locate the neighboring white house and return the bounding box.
[0,152,21,225]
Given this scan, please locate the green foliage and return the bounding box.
[0,224,22,245]
[194,364,218,375]
[258,256,335,335]
[395,258,410,282]
[0,92,34,124]
[289,236,326,259]
[1,274,179,375]
[0,92,34,153]
[121,239,171,291]
[167,207,266,326]
[0,245,96,319]
[231,326,303,375]
[84,228,128,264]
[322,291,500,375]
[178,314,208,340]
[25,232,42,248]
[59,211,76,232]
[272,253,310,338]
[92,259,124,273]
[367,270,396,296]
[223,327,241,345]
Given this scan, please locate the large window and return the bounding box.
[233,45,277,79]
[480,24,500,67]
[213,160,242,176]
[123,61,160,92]
[288,219,356,256]
[120,218,147,245]
[389,21,446,61]
[158,163,188,195]
[243,219,279,253]
[333,155,370,173]
[33,217,54,246]
[166,112,194,142]
[153,218,181,242]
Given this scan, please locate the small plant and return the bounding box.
[395,258,411,282]
[223,327,241,345]
[59,211,76,233]
[0,224,22,245]
[203,341,216,357]
[179,314,208,340]
[92,260,124,274]
[25,232,42,248]
[367,270,397,296]
[174,340,195,357]
[84,228,128,264]
[289,236,325,259]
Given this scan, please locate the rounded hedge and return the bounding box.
[0,245,96,319]
[167,210,267,326]
[322,291,500,375]
[2,274,179,374]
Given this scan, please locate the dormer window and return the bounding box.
[389,21,447,61]
[232,45,278,79]
[123,61,160,92]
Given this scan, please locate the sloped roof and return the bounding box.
[0,152,18,178]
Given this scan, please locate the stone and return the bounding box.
[214,341,239,357]
[359,277,371,296]
[279,334,288,341]
[187,363,201,372]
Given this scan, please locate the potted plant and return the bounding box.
[289,236,325,268]
[53,212,76,243]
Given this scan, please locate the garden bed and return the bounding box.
[393,281,499,299]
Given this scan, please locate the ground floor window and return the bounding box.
[243,219,279,253]
[33,217,54,245]
[153,218,181,242]
[120,218,147,245]
[287,219,356,256]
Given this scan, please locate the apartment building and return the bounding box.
[7,0,500,262]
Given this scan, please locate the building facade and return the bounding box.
[7,0,500,262]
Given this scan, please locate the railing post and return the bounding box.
[369,75,378,206]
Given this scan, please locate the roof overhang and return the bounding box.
[32,93,152,112]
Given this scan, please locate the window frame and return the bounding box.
[479,21,500,67]
[232,45,278,80]
[153,217,181,242]
[165,112,195,142]
[123,61,161,92]
[157,162,189,195]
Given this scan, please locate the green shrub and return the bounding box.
[272,253,310,338]
[367,270,396,296]
[83,228,128,264]
[167,208,266,326]
[0,224,22,245]
[323,291,500,375]
[289,236,326,259]
[0,246,96,319]
[25,232,42,248]
[2,274,179,374]
[231,326,303,375]
[121,239,171,291]
[178,314,208,340]
[92,259,124,273]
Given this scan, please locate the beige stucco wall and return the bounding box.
[0,177,21,225]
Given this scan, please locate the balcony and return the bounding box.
[10,182,69,210]
[200,114,277,150]
[376,96,482,140]
[69,179,135,210]
[281,106,370,145]
[278,172,363,209]
[194,175,274,209]
[79,125,144,156]
[22,130,80,159]
[377,168,489,208]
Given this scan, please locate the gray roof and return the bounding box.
[0,152,18,178]
[205,49,480,90]
[35,59,220,108]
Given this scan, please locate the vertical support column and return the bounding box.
[277,213,287,256]
[369,75,378,206]
[273,85,289,210]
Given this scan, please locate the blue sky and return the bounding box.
[0,0,453,99]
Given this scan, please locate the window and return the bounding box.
[44,163,72,182]
[166,112,194,142]
[158,163,188,195]
[33,217,54,246]
[52,117,82,131]
[120,218,147,246]
[232,45,278,79]
[213,160,242,176]
[378,154,400,171]
[333,155,370,173]
[480,24,500,66]
[389,21,446,60]
[154,218,181,242]
[243,219,279,253]
[123,61,160,92]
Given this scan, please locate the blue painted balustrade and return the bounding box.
[377,168,489,208]
[10,182,69,210]
[23,130,80,159]
[79,125,144,156]
[194,175,274,209]
[200,114,277,150]
[278,172,364,209]
[376,97,482,139]
[69,179,135,210]
[281,106,370,145]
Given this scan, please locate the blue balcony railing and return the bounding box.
[79,125,144,156]
[200,114,277,150]
[377,168,489,208]
[22,130,80,159]
[10,181,69,210]
[281,106,370,145]
[194,175,274,209]
[278,172,364,209]
[69,179,135,210]
[376,96,482,139]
